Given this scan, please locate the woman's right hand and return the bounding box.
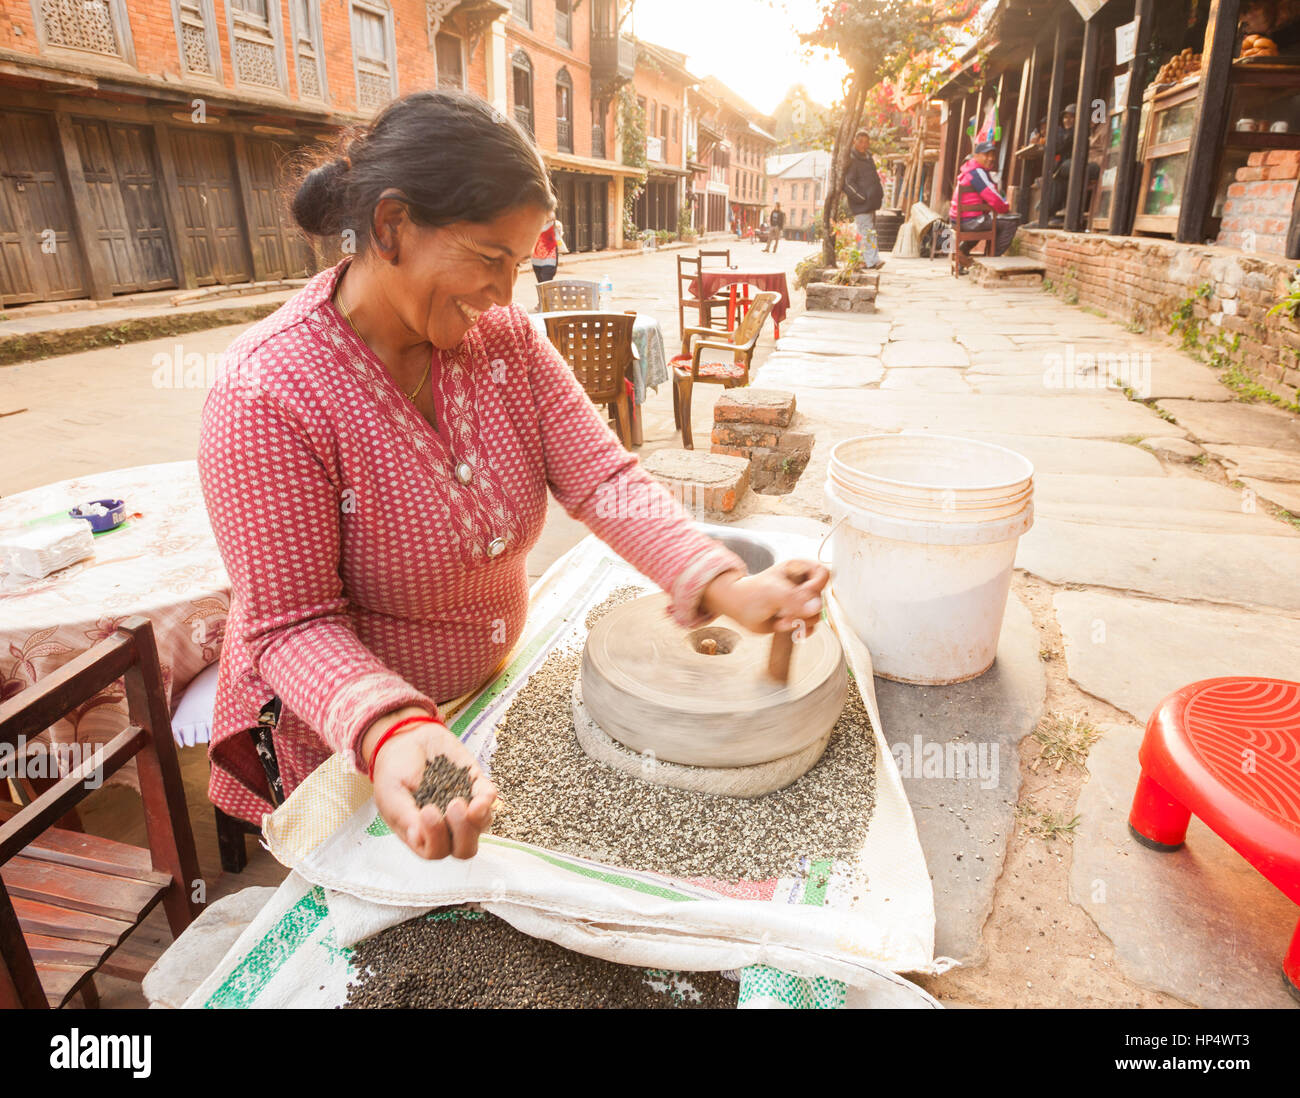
[362,709,497,860]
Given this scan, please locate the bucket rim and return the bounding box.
[829,433,1036,494]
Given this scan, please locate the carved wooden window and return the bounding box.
[171,0,220,78]
[227,0,286,91]
[556,68,573,153]
[435,32,464,90]
[33,0,135,62]
[511,50,533,137]
[351,0,397,113]
[289,0,326,100]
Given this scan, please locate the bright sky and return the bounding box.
[629,0,849,115]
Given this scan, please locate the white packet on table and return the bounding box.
[0,520,95,581]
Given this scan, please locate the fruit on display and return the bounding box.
[1155,48,1202,83]
[1238,34,1279,59]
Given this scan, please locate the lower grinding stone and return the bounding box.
[572,679,834,798]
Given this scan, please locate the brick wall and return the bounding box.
[1015,228,1300,406]
[631,61,685,167]
[506,3,596,158]
[1216,150,1299,257]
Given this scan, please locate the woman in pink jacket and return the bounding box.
[199,91,827,861]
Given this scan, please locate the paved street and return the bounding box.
[3,242,1299,1008]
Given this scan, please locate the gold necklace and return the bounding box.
[337,286,431,402]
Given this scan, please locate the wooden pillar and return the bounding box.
[1289,173,1300,260]
[1176,0,1242,243]
[50,113,112,300]
[1111,0,1156,235]
[1065,17,1102,231]
[1037,15,1071,228]
[1017,38,1044,222]
[994,71,1010,179]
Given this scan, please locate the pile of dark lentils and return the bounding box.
[344,907,737,1009]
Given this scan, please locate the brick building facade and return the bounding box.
[629,40,690,234]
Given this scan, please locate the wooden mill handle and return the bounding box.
[766,566,811,684]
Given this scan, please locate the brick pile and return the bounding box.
[710,389,812,495]
[1217,150,1300,257]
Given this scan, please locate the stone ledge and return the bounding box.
[713,388,796,427]
[643,448,750,515]
[804,282,878,313]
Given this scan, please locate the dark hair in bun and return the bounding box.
[290,89,555,251]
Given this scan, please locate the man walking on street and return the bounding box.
[843,127,885,269]
[764,202,786,252]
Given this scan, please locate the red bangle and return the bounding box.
[366,714,444,782]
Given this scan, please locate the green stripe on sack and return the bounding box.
[479,836,698,901]
[802,858,834,906]
[738,965,848,1009]
[205,886,332,1009]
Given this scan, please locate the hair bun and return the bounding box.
[292,157,349,237]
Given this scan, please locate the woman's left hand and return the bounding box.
[701,559,830,637]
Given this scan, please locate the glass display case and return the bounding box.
[1090,112,1125,229]
[1135,63,1300,237]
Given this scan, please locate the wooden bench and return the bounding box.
[0,617,201,1008]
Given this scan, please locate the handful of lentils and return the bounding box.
[412,755,476,813]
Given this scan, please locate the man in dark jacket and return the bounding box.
[843,127,885,269]
[764,202,786,252]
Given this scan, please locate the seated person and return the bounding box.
[949,140,1021,258]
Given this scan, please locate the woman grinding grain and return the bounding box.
[199,91,828,861]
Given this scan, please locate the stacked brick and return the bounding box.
[1016,228,1300,406]
[710,390,812,495]
[1218,150,1300,257]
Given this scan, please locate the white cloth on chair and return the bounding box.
[171,661,219,747]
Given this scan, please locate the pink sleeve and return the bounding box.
[982,187,1011,214]
[520,315,746,625]
[198,371,435,773]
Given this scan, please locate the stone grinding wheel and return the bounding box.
[579,592,848,791]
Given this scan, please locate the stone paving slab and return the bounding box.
[1155,399,1300,454]
[944,432,1166,476]
[1139,437,1206,461]
[1021,519,1300,610]
[775,336,885,357]
[788,389,1187,439]
[965,373,1120,397]
[1031,474,1296,534]
[1242,477,1300,514]
[966,350,1057,376]
[890,324,957,342]
[755,354,884,388]
[881,341,971,369]
[1140,357,1234,402]
[874,593,1045,963]
[786,316,891,342]
[1053,590,1300,722]
[1070,722,1298,1009]
[957,333,1018,353]
[1205,443,1300,481]
[881,368,969,392]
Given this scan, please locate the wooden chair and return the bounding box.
[698,248,731,267]
[950,179,999,276]
[544,312,639,450]
[671,291,778,450]
[676,254,729,344]
[536,278,599,312]
[0,617,201,1008]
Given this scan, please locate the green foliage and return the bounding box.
[1168,282,1212,351]
[1267,269,1300,321]
[618,87,648,239]
[677,202,693,238]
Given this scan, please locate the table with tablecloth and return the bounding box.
[688,266,792,328]
[529,310,668,403]
[0,461,228,759]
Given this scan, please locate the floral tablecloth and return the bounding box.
[0,461,228,756]
[530,310,669,403]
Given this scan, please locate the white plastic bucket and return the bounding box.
[825,434,1034,685]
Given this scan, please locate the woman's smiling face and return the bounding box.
[384,202,551,350]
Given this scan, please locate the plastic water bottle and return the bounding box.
[598,275,613,311]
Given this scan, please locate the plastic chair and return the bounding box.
[1128,676,1300,1001]
[0,617,201,1007]
[670,291,777,450]
[544,312,638,449]
[537,279,599,312]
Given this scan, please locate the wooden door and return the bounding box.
[244,138,311,279]
[592,179,608,251]
[575,179,591,252]
[72,119,176,293]
[169,129,252,285]
[0,110,86,304]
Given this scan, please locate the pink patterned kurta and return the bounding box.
[199,262,743,823]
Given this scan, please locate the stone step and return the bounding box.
[970,255,1045,288]
[643,448,750,516]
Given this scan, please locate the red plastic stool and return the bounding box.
[1128,677,1300,1002]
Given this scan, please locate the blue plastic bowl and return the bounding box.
[69,498,127,533]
